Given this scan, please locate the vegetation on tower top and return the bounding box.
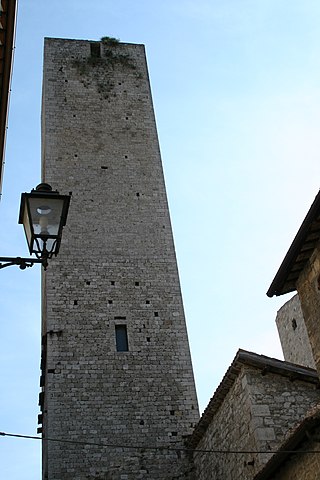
[100,36,120,46]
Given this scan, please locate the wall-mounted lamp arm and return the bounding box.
[0,256,46,270]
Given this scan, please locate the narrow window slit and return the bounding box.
[115,325,128,352]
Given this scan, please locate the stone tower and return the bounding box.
[275,294,316,369]
[40,38,199,479]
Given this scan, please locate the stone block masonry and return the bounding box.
[296,244,320,378]
[276,294,316,369]
[41,38,199,480]
[190,351,320,480]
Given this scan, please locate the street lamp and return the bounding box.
[0,183,71,270]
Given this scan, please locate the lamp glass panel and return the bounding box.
[28,197,65,237]
[22,202,32,247]
[35,237,57,255]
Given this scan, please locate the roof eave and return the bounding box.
[0,0,18,198]
[267,189,320,297]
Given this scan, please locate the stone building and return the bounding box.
[275,294,316,369]
[267,190,320,378]
[40,37,320,479]
[254,405,320,480]
[186,190,320,480]
[40,37,199,480]
[254,406,320,480]
[189,350,320,480]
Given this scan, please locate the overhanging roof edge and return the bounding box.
[267,189,320,297]
[0,0,18,198]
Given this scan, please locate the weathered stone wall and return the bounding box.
[257,434,320,480]
[193,363,320,480]
[41,38,199,480]
[193,369,256,480]
[296,245,320,377]
[276,294,315,369]
[246,368,319,465]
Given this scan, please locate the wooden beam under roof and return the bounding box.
[0,0,17,198]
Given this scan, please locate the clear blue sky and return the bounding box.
[1,1,320,478]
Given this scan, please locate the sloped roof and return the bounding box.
[0,0,17,197]
[267,190,320,297]
[188,349,318,449]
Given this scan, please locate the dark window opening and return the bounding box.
[108,300,113,304]
[135,281,140,286]
[115,325,128,352]
[90,42,101,58]
[111,281,115,286]
[292,318,297,330]
[154,312,159,317]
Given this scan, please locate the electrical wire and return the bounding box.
[0,431,319,455]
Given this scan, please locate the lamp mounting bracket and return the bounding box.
[0,256,47,270]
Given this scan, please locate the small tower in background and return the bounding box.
[40,38,199,479]
[276,294,316,369]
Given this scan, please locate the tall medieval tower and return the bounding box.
[40,38,199,479]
